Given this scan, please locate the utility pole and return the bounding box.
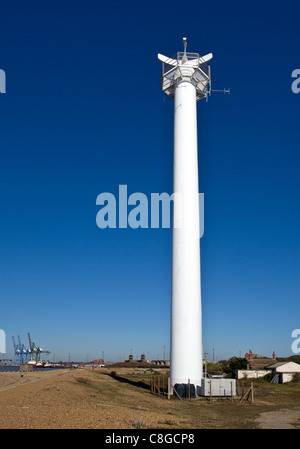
[204,352,208,378]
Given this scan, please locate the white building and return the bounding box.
[236,370,270,380]
[201,378,236,397]
[267,361,300,383]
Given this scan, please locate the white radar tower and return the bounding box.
[158,38,213,393]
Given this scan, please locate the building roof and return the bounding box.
[248,358,275,366]
[267,361,300,372]
[268,362,288,368]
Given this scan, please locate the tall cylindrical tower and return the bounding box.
[158,38,212,392]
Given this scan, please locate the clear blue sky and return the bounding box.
[0,0,299,362]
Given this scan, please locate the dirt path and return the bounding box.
[0,370,70,392]
[255,408,300,429]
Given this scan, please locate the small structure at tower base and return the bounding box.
[201,378,236,397]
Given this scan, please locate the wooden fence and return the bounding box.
[150,377,255,402]
[150,375,170,398]
[150,375,194,400]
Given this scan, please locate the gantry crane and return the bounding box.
[27,333,50,363]
[12,335,30,364]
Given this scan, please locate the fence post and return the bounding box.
[168,377,170,400]
[170,382,182,400]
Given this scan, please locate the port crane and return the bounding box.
[12,336,30,364]
[27,333,50,363]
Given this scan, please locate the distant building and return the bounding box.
[245,350,259,360]
[245,349,276,370]
[151,360,170,367]
[80,358,105,368]
[93,359,104,365]
[235,369,270,380]
[266,361,300,383]
[245,349,276,360]
[125,354,149,363]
